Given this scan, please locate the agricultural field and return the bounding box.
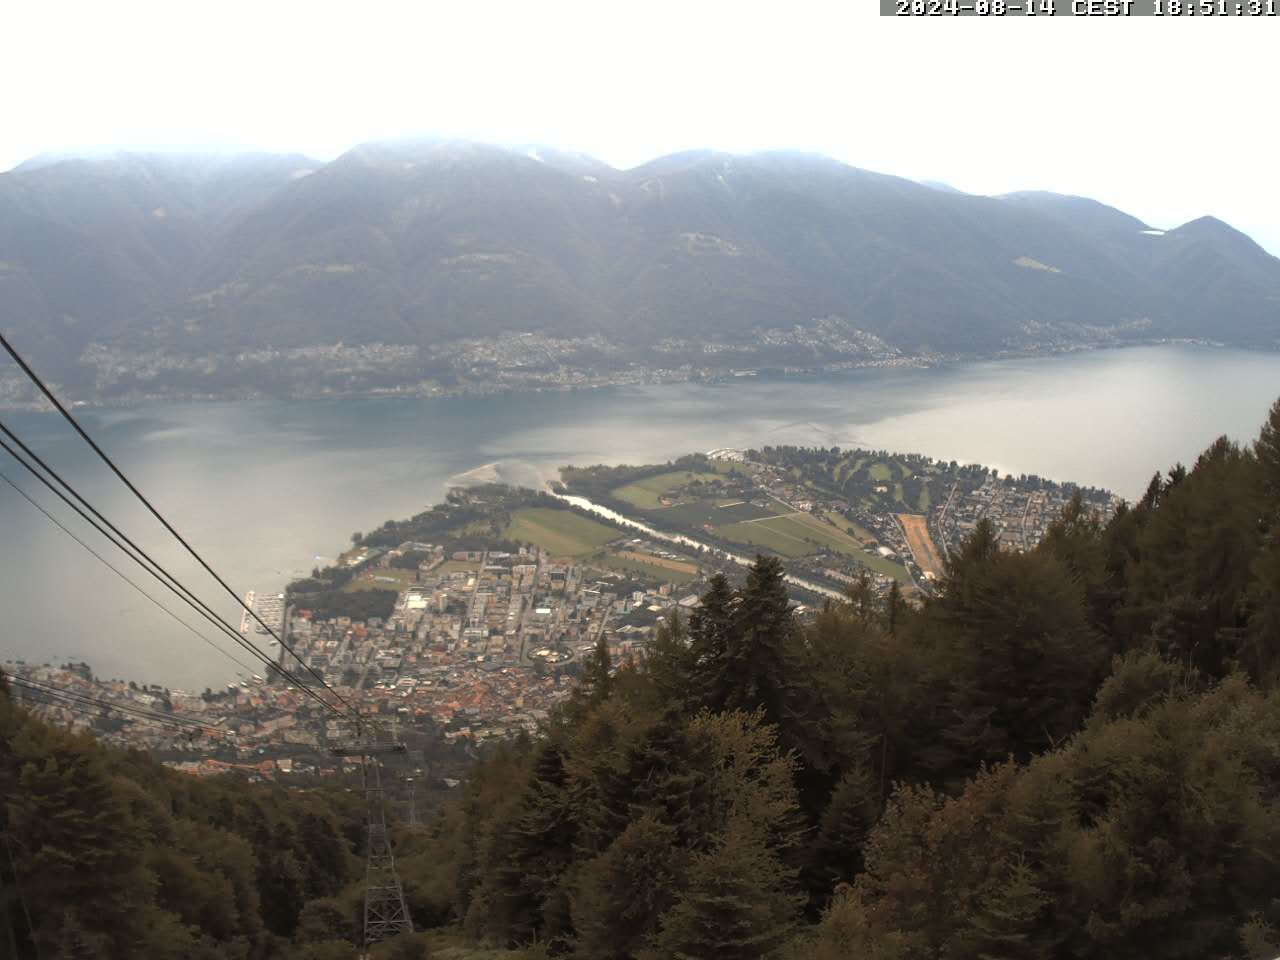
[505,508,620,558]
[655,498,776,528]
[717,511,909,580]
[589,550,698,585]
[612,469,727,509]
[716,515,814,558]
[614,550,699,575]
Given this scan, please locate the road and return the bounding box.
[936,482,959,559]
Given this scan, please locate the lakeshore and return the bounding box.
[4,343,1280,689]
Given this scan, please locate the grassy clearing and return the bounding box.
[505,508,619,558]
[436,559,482,574]
[590,550,697,585]
[825,510,875,541]
[659,499,774,528]
[342,568,417,592]
[917,484,932,511]
[839,456,868,482]
[869,462,893,482]
[785,513,908,579]
[718,512,909,580]
[715,517,813,558]
[894,482,905,504]
[612,470,726,509]
[614,550,699,574]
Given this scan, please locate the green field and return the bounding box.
[342,567,418,592]
[917,484,932,511]
[716,516,814,558]
[789,513,910,580]
[612,470,726,509]
[717,512,909,580]
[657,498,775,528]
[505,508,619,557]
[589,550,697,585]
[869,462,893,482]
[825,510,874,541]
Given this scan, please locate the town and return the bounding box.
[4,444,1117,784]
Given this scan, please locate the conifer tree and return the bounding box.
[924,526,1106,781]
[1244,530,1280,685]
[467,741,578,945]
[885,580,904,636]
[687,573,738,711]
[647,819,802,960]
[571,815,685,960]
[808,761,880,889]
[725,555,795,726]
[844,571,877,626]
[643,612,696,710]
[1122,436,1263,677]
[582,634,613,706]
[1255,397,1280,506]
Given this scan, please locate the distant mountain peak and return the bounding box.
[1165,215,1280,269]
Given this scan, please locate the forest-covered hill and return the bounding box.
[3,395,1279,959]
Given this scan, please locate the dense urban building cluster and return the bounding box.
[3,539,699,776]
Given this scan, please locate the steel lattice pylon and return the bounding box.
[334,724,413,950]
[362,758,413,945]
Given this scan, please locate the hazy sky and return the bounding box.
[4,0,1277,253]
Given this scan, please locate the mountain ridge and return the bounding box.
[1,141,1276,402]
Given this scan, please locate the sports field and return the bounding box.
[505,508,619,558]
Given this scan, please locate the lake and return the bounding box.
[2,343,1278,689]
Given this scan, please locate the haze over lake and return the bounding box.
[3,343,1278,689]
